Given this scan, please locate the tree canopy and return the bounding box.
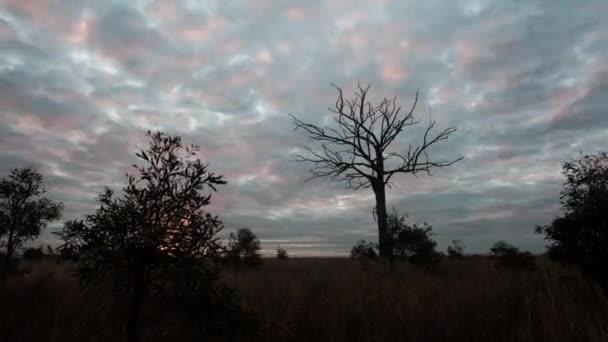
[0,167,62,273]
[536,152,608,284]
[225,228,262,267]
[56,131,231,341]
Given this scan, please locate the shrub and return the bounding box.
[54,131,237,342]
[22,247,44,260]
[387,209,441,267]
[350,240,378,260]
[276,246,289,260]
[447,239,466,258]
[490,241,536,270]
[225,228,262,268]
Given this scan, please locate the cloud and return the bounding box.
[0,0,607,255]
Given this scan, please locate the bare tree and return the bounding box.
[291,83,461,257]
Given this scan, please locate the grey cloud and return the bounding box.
[1,0,607,255]
[549,72,608,131]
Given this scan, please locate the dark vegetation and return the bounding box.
[350,240,378,260]
[225,228,262,268]
[447,239,466,258]
[22,246,45,261]
[54,132,248,341]
[536,152,608,288]
[2,258,608,342]
[276,246,289,260]
[1,85,607,341]
[0,167,62,275]
[489,241,536,271]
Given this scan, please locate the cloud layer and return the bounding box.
[1,0,607,255]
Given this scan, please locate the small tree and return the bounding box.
[536,152,608,286]
[0,167,62,274]
[225,228,262,267]
[387,209,441,266]
[490,241,535,270]
[350,240,378,260]
[447,239,466,258]
[56,131,229,342]
[22,246,44,260]
[276,246,289,260]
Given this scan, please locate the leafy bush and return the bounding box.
[536,152,608,286]
[387,209,442,267]
[225,228,262,268]
[22,247,44,260]
[276,246,288,260]
[490,241,535,270]
[350,240,378,260]
[0,250,20,275]
[447,240,466,258]
[55,131,239,341]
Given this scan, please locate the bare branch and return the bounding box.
[384,117,462,185]
[290,83,461,190]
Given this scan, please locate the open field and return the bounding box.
[2,257,608,342]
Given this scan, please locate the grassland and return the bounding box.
[2,257,608,342]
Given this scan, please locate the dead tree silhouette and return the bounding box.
[291,83,461,258]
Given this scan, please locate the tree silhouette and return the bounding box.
[55,131,228,342]
[350,240,378,260]
[22,246,44,260]
[225,228,262,268]
[276,246,289,260]
[490,241,535,270]
[447,240,466,258]
[387,209,441,266]
[291,83,461,257]
[536,152,608,285]
[0,167,62,275]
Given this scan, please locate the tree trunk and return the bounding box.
[3,228,15,275]
[374,178,390,259]
[126,268,147,342]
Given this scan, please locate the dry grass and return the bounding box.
[2,257,608,341]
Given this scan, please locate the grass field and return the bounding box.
[2,257,608,342]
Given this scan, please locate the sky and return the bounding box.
[0,0,607,256]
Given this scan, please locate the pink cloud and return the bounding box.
[180,28,209,41]
[65,13,91,45]
[48,147,71,160]
[14,114,46,134]
[381,63,409,82]
[533,63,607,127]
[346,32,367,53]
[0,19,16,41]
[4,0,78,41]
[256,49,273,64]
[178,17,226,42]
[286,7,307,21]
